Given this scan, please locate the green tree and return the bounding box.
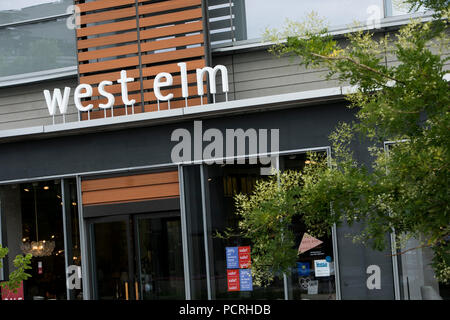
[0,244,32,293]
[234,0,450,285]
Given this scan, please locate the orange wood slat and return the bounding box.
[79,59,204,85]
[81,171,180,206]
[78,56,140,74]
[142,85,206,102]
[139,21,203,41]
[76,0,135,13]
[78,43,139,62]
[80,6,137,25]
[139,8,203,29]
[82,183,180,205]
[76,19,137,38]
[91,81,141,96]
[141,73,198,91]
[82,171,179,192]
[140,59,205,78]
[138,0,201,15]
[75,0,199,14]
[77,32,138,50]
[82,105,143,120]
[143,97,206,112]
[141,47,204,65]
[79,68,141,85]
[140,34,203,53]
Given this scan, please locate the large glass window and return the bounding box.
[204,161,286,299]
[0,178,83,300]
[209,0,430,46]
[0,0,76,78]
[197,151,337,300]
[0,0,73,24]
[280,153,337,300]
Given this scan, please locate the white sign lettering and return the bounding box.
[43,63,229,116]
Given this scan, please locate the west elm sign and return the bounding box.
[43,63,229,118]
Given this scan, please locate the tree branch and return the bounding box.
[310,52,406,85]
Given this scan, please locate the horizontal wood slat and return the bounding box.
[82,171,179,206]
[141,47,204,65]
[78,43,139,62]
[79,59,204,84]
[139,8,203,29]
[77,31,138,50]
[82,171,179,191]
[83,183,180,205]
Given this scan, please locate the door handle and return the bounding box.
[135,281,139,300]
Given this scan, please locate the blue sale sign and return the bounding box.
[297,262,310,276]
[226,247,239,269]
[239,269,253,291]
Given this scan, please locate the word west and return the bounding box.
[43,63,229,116]
[171,121,279,174]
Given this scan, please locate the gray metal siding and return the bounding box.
[0,78,78,130]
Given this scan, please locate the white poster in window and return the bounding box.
[314,259,330,277]
[307,280,319,295]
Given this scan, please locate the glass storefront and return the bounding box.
[0,178,82,300]
[185,151,338,300]
[89,213,185,300]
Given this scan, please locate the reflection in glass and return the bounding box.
[210,0,385,44]
[389,0,427,16]
[280,153,336,300]
[0,0,72,24]
[205,162,286,299]
[92,220,130,300]
[0,18,76,77]
[137,216,185,300]
[0,181,67,300]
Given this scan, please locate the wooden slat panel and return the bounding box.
[83,105,143,120]
[139,8,202,28]
[80,6,136,25]
[75,0,207,120]
[140,34,203,53]
[82,183,180,205]
[82,171,179,192]
[76,19,137,38]
[79,59,204,85]
[142,85,205,102]
[78,43,139,61]
[141,47,204,65]
[77,32,138,50]
[143,97,206,112]
[76,0,135,13]
[82,170,180,206]
[139,0,201,15]
[139,21,203,41]
[79,56,139,74]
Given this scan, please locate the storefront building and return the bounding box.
[0,1,447,300]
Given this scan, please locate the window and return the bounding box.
[0,178,83,300]
[209,0,430,46]
[0,0,76,78]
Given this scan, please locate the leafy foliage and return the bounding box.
[0,244,32,293]
[234,170,303,286]
[233,0,450,285]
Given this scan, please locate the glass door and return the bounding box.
[90,216,135,300]
[135,213,185,300]
[89,212,185,300]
